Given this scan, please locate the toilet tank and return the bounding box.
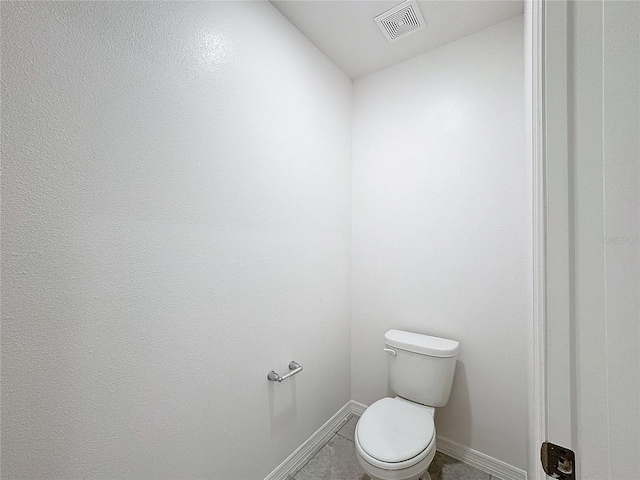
[385,329,460,407]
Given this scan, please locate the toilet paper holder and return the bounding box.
[267,361,303,382]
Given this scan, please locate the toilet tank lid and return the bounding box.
[385,330,460,357]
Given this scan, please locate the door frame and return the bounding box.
[529,0,578,477]
[529,0,550,479]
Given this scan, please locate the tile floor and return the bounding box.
[288,415,496,480]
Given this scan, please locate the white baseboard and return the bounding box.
[436,436,527,480]
[264,401,356,480]
[349,400,367,416]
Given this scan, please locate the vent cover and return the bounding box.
[375,0,426,43]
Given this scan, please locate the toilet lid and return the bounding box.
[357,398,435,464]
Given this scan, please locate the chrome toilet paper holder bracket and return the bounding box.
[267,361,303,382]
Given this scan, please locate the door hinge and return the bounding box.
[541,442,575,479]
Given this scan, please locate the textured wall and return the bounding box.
[350,16,529,470]
[1,2,352,479]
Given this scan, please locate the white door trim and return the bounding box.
[529,0,548,479]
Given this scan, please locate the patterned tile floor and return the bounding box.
[289,415,496,480]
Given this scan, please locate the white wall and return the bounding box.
[351,16,529,470]
[0,2,352,479]
[567,2,640,478]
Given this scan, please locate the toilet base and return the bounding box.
[355,445,435,480]
[362,468,431,480]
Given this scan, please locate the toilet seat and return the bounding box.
[355,397,435,471]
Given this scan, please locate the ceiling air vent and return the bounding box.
[375,0,426,44]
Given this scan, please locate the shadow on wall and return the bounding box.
[268,378,299,436]
[435,361,471,445]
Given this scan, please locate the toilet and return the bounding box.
[355,329,460,480]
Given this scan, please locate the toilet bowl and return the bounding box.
[354,330,459,480]
[355,397,436,480]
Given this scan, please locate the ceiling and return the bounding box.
[270,0,524,79]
